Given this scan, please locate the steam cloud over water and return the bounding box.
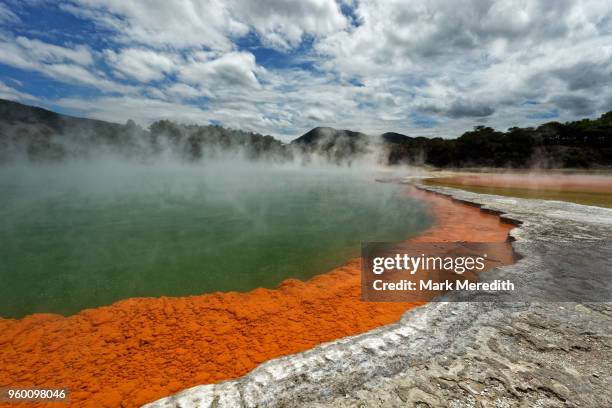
[0,158,432,318]
[0,101,434,318]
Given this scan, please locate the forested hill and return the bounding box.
[283,113,612,168]
[385,113,612,168]
[0,99,286,162]
[0,98,611,168]
[290,127,370,162]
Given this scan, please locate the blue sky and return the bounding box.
[0,0,611,140]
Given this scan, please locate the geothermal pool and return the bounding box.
[0,162,432,318]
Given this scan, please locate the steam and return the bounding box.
[0,103,441,318]
[0,114,396,168]
[0,154,432,317]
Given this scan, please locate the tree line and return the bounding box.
[1,98,611,168]
[386,112,612,168]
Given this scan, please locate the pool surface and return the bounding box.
[0,162,432,318]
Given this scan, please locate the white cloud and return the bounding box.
[0,80,36,102]
[46,63,127,91]
[0,39,38,71]
[62,0,248,50]
[313,0,612,133]
[5,0,612,139]
[64,0,346,51]
[228,0,347,49]
[0,35,95,72]
[0,3,20,24]
[55,95,213,125]
[15,36,93,65]
[0,35,132,93]
[104,48,178,82]
[179,51,261,91]
[164,83,209,100]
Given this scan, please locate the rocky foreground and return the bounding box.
[145,183,612,408]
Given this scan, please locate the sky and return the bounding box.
[0,0,611,140]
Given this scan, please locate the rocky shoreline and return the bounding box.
[145,181,612,408]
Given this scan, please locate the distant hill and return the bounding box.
[0,98,286,162]
[0,99,137,161]
[290,126,372,162]
[291,117,612,168]
[1,98,611,168]
[380,132,412,144]
[292,126,367,146]
[0,99,124,132]
[382,116,612,167]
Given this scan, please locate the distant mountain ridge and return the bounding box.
[290,126,373,162]
[0,99,286,162]
[0,98,124,132]
[380,132,413,144]
[291,126,368,146]
[0,98,611,168]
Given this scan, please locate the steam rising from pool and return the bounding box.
[0,159,432,318]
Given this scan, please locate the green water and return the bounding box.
[0,162,432,318]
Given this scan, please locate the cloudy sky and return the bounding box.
[0,0,611,140]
